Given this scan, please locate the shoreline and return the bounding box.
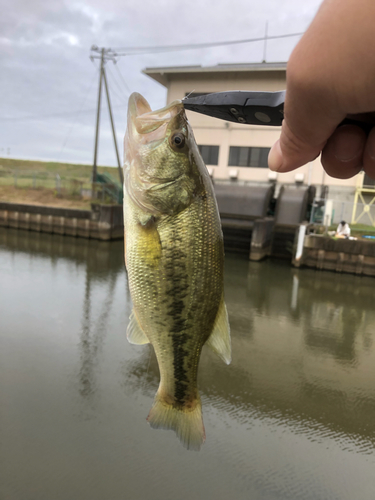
[0,201,124,241]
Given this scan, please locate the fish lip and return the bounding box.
[127,92,152,120]
[138,99,184,121]
[128,92,184,136]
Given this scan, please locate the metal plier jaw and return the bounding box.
[182,90,285,126]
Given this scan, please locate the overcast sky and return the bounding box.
[1,0,323,167]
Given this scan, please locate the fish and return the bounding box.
[123,92,231,451]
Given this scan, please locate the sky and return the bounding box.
[1,0,323,167]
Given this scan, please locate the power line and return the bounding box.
[111,31,304,56]
[1,103,127,122]
[1,108,99,122]
[57,67,99,161]
[106,65,129,105]
[106,66,127,101]
[113,63,132,95]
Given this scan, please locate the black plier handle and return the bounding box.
[182,90,375,131]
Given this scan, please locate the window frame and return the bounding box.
[198,144,220,166]
[228,146,270,168]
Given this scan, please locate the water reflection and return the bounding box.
[2,228,374,449]
[1,226,375,496]
[79,268,118,399]
[304,303,359,362]
[0,226,125,274]
[5,227,373,450]
[0,228,126,405]
[123,258,375,452]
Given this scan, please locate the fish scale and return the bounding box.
[123,92,231,450]
[127,201,222,402]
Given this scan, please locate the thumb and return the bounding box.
[268,93,343,173]
[268,119,326,173]
[268,0,375,174]
[267,0,348,174]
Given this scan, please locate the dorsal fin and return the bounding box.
[127,309,150,345]
[205,296,231,364]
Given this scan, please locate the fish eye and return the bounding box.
[171,132,185,149]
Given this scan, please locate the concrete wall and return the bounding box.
[295,233,375,276]
[0,203,124,241]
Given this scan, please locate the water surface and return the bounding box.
[1,228,375,500]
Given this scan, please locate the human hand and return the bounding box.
[268,0,375,179]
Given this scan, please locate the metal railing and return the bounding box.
[0,170,68,190]
[310,198,375,227]
[0,170,122,204]
[91,182,123,204]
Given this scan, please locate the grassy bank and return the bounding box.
[0,186,93,209]
[328,223,375,237]
[0,157,121,182]
[0,158,122,209]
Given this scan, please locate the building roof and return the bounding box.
[143,62,287,87]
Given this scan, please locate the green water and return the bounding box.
[1,228,375,500]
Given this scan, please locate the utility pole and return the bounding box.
[103,69,123,184]
[90,46,123,187]
[92,48,104,183]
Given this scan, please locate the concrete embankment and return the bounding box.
[293,230,375,277]
[0,202,123,240]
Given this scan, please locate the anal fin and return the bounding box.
[127,309,149,345]
[205,296,231,364]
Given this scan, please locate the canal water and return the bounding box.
[1,227,375,500]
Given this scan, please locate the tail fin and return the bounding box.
[147,392,205,451]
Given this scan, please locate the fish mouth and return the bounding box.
[127,92,185,143]
[127,92,152,123]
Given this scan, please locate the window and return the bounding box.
[198,145,219,165]
[228,147,270,168]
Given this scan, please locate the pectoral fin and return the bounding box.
[136,215,162,268]
[206,297,231,364]
[127,310,150,345]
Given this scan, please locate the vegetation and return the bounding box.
[0,157,122,209]
[349,224,375,234]
[0,157,122,183]
[326,223,375,239]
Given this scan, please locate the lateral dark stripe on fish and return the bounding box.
[164,227,191,406]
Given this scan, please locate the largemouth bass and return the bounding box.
[123,92,231,451]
